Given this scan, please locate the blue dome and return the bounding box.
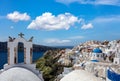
[91,60,99,62]
[93,48,102,53]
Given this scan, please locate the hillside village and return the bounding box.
[54,40,120,81]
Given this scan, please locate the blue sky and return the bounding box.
[0,0,120,46]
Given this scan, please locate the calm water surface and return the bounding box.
[0,52,44,69]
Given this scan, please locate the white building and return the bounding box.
[91,48,104,62]
[113,44,120,64]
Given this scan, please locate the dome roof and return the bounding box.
[0,67,42,81]
[60,70,102,81]
[93,48,102,53]
[91,60,99,62]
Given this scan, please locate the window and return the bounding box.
[97,55,99,57]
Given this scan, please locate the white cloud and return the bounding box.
[10,26,14,29]
[44,39,71,44]
[81,23,93,30]
[56,0,120,6]
[92,15,120,23]
[7,11,30,22]
[27,12,80,30]
[69,36,84,39]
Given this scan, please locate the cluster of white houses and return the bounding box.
[57,40,120,81]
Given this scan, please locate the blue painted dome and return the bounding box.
[91,60,99,62]
[93,48,102,53]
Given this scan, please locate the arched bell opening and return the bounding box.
[18,42,24,63]
[16,42,24,64]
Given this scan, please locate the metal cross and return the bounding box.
[18,33,24,38]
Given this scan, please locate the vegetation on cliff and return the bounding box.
[36,49,64,81]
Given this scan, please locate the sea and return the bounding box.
[0,52,44,69]
[0,46,73,69]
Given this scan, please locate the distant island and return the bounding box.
[0,42,58,52]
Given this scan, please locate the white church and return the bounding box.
[0,33,44,81]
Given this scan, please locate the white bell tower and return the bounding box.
[7,33,33,65]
